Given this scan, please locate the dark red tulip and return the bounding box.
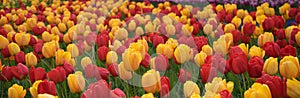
[32,26,47,35]
[262,17,274,31]
[178,69,191,83]
[243,23,256,36]
[141,53,151,68]
[192,23,201,35]
[276,39,288,48]
[262,42,280,57]
[231,30,242,43]
[152,35,164,47]
[106,63,119,77]
[96,32,109,47]
[160,76,170,98]
[11,63,28,80]
[248,56,264,78]
[29,35,37,46]
[29,67,47,83]
[256,74,286,98]
[97,67,109,81]
[62,62,74,76]
[15,52,25,64]
[288,8,298,17]
[1,46,11,58]
[219,90,233,98]
[47,67,66,83]
[228,47,248,74]
[274,29,285,40]
[0,66,13,81]
[225,14,233,23]
[97,46,109,61]
[34,40,43,53]
[272,15,285,29]
[38,80,57,95]
[280,45,297,57]
[0,29,7,37]
[200,63,217,83]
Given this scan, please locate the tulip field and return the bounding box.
[1,0,300,98]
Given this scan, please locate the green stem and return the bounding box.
[241,74,247,91]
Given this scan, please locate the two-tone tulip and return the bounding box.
[142,69,161,93]
[30,80,43,98]
[67,71,86,93]
[183,81,200,98]
[14,32,31,46]
[174,44,193,64]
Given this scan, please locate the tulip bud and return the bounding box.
[142,69,161,93]
[81,56,92,69]
[122,48,142,71]
[174,44,193,64]
[42,42,56,58]
[263,57,278,75]
[8,84,26,98]
[262,42,280,57]
[67,71,85,93]
[262,17,275,31]
[58,23,67,33]
[14,32,31,46]
[128,20,136,32]
[55,49,72,66]
[249,45,265,58]
[67,44,79,57]
[194,51,207,67]
[15,52,25,64]
[97,46,109,61]
[286,78,300,97]
[0,35,9,49]
[145,22,154,33]
[8,42,20,56]
[11,63,28,80]
[25,52,38,67]
[48,67,66,83]
[280,56,300,79]
[114,28,128,41]
[29,67,47,83]
[248,56,264,78]
[165,24,175,35]
[244,83,272,98]
[118,62,132,80]
[184,81,200,98]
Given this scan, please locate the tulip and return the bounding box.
[204,77,234,96]
[55,49,71,66]
[244,83,272,98]
[11,63,28,80]
[262,17,275,31]
[30,67,47,83]
[145,22,154,33]
[256,74,285,98]
[296,13,300,23]
[81,56,92,69]
[30,80,43,98]
[151,54,169,71]
[231,30,242,43]
[201,45,213,56]
[38,80,56,95]
[8,42,20,56]
[203,24,213,35]
[111,88,126,98]
[25,52,38,67]
[178,68,192,83]
[151,35,164,47]
[213,33,233,55]
[118,62,132,80]
[0,16,8,25]
[243,15,254,24]
[0,35,9,49]
[142,69,161,93]
[248,56,264,78]
[272,16,285,29]
[84,64,98,79]
[81,79,110,98]
[62,62,74,75]
[0,66,13,81]
[285,26,298,40]
[37,94,58,98]
[32,26,47,35]
[97,67,109,81]
[122,49,142,71]
[156,44,174,59]
[8,84,26,98]
[242,23,256,36]
[231,16,242,28]
[128,20,136,32]
[296,32,300,46]
[141,93,154,98]
[106,51,118,65]
[15,32,31,46]
[286,78,300,97]
[194,51,207,67]
[263,57,278,75]
[58,23,67,33]
[106,63,119,77]
[174,44,193,64]
[114,28,128,41]
[224,23,236,33]
[280,45,297,57]
[160,76,170,97]
[15,52,25,64]
[184,81,200,98]
[48,67,66,83]
[97,46,109,61]
[280,56,300,79]
[166,24,176,35]
[67,71,86,93]
[228,47,248,74]
[249,45,265,58]
[67,44,79,57]
[262,42,280,57]
[258,32,274,47]
[42,42,56,58]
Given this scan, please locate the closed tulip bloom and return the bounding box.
[256,74,285,98]
[141,93,154,98]
[166,24,175,35]
[15,52,26,64]
[285,26,298,40]
[286,78,300,97]
[231,17,241,28]
[202,45,213,56]
[42,42,56,58]
[156,44,174,59]
[37,94,58,98]
[38,80,56,96]
[248,56,264,78]
[194,51,207,67]
[26,52,38,67]
[280,56,300,79]
[145,22,154,33]
[213,34,233,55]
[114,28,128,41]
[8,42,20,56]
[128,20,136,32]
[67,71,86,93]
[224,23,236,34]
[296,32,300,46]
[174,44,193,64]
[67,44,79,57]
[205,77,234,95]
[80,56,92,69]
[184,81,200,98]
[151,54,169,71]
[8,84,26,98]
[258,32,274,47]
[55,49,72,65]
[122,49,142,71]
[58,23,67,33]
[14,32,31,46]
[97,46,109,61]
[48,67,66,83]
[142,69,161,93]
[42,31,52,42]
[106,51,118,65]
[263,57,278,75]
[256,15,267,25]
[0,35,9,49]
[135,27,144,35]
[118,62,132,80]
[249,45,265,58]
[182,24,194,36]
[203,24,213,35]
[29,67,47,83]
[244,83,272,98]
[30,80,43,98]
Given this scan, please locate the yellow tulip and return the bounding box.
[253,26,264,38]
[142,69,161,93]
[42,42,56,58]
[181,8,190,17]
[231,17,241,28]
[166,24,176,35]
[122,49,142,71]
[137,39,149,53]
[67,21,74,28]
[236,9,248,18]
[26,52,38,67]
[15,32,31,46]
[7,31,16,42]
[182,24,194,36]
[8,84,26,98]
[67,71,85,93]
[201,45,213,56]
[145,22,154,33]
[141,93,155,98]
[37,94,58,98]
[280,56,300,79]
[135,27,144,36]
[128,20,136,32]
[3,24,14,33]
[203,24,213,35]
[174,44,193,64]
[224,23,236,33]
[190,93,201,98]
[224,4,237,14]
[58,23,67,33]
[286,78,300,98]
[244,83,272,98]
[194,51,207,68]
[243,15,254,24]
[256,15,267,25]
[205,77,234,95]
[263,57,278,75]
[184,81,201,98]
[0,35,9,49]
[55,49,72,65]
[238,43,248,56]
[30,80,43,98]
[156,44,174,59]
[118,62,133,80]
[249,45,265,58]
[295,31,300,46]
[80,56,92,69]
[106,51,118,65]
[0,16,8,25]
[114,28,128,41]
[51,26,60,35]
[67,44,79,57]
[213,33,233,55]
[285,26,298,40]
[26,18,37,30]
[109,19,121,28]
[129,42,146,58]
[215,5,224,12]
[8,42,20,56]
[257,32,274,47]
[42,31,53,42]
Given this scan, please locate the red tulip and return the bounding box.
[32,26,47,35]
[1,46,11,58]
[0,66,13,81]
[290,28,299,42]
[262,42,280,57]
[274,29,285,40]
[288,8,298,17]
[141,53,150,68]
[85,32,97,46]
[262,17,274,31]
[219,90,232,98]
[84,64,98,78]
[38,80,57,95]
[243,23,256,36]
[151,35,164,47]
[192,23,201,35]
[97,67,109,81]
[106,63,119,77]
[160,76,170,98]
[178,69,191,83]
[29,67,47,83]
[0,29,7,37]
[154,54,169,71]
[29,35,37,46]
[200,63,217,83]
[82,80,110,98]
[62,62,74,75]
[296,13,300,23]
[280,45,297,57]
[256,74,286,98]
[276,39,288,48]
[225,14,233,23]
[272,16,285,29]
[97,46,109,61]
[15,52,25,64]
[228,47,248,74]
[248,56,264,78]
[194,36,208,51]
[96,32,109,47]
[47,67,66,83]
[111,88,126,98]
[11,63,28,80]
[231,30,242,43]
[217,9,226,22]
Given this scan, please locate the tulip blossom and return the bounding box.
[194,51,207,67]
[47,67,66,83]
[256,74,286,98]
[38,80,57,96]
[67,71,86,93]
[183,81,200,98]
[203,77,234,97]
[262,42,281,57]
[228,46,248,74]
[0,35,9,49]
[142,69,161,93]
[15,52,26,64]
[8,84,26,98]
[118,62,133,80]
[248,56,264,78]
[263,57,278,75]
[244,83,272,98]
[279,56,300,79]
[30,80,43,98]
[26,52,38,67]
[286,78,300,97]
[8,42,21,56]
[29,67,47,83]
[174,44,193,64]
[151,54,169,71]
